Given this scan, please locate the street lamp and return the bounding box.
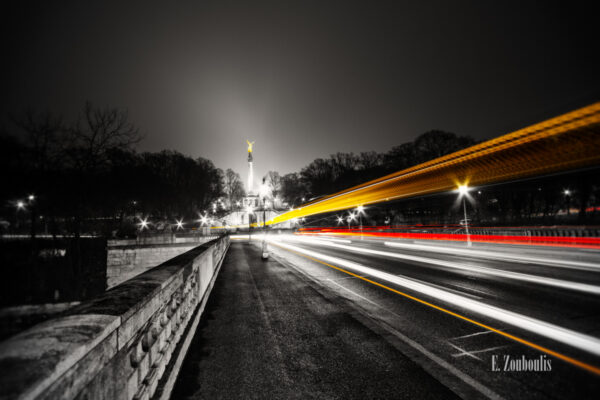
[175,219,184,230]
[356,205,365,239]
[563,189,571,216]
[259,178,270,259]
[457,184,471,247]
[139,217,149,231]
[246,205,254,240]
[27,194,37,238]
[347,212,356,229]
[259,179,270,229]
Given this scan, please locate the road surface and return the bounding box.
[173,236,600,399]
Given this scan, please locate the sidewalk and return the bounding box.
[171,241,457,399]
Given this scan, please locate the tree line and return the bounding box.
[273,130,600,226]
[277,130,477,207]
[0,102,246,237]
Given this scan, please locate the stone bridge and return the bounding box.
[0,236,229,400]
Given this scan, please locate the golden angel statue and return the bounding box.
[246,140,255,153]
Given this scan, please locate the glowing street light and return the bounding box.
[457,184,471,247]
[16,201,25,210]
[347,212,356,229]
[139,218,149,230]
[564,189,572,216]
[28,194,35,201]
[175,219,184,230]
[246,205,254,239]
[259,178,270,229]
[355,205,365,239]
[337,216,344,225]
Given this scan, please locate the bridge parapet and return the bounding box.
[106,235,220,289]
[0,236,229,400]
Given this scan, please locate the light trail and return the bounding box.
[383,241,600,272]
[292,236,352,245]
[268,239,600,374]
[297,229,600,249]
[280,235,600,295]
[265,103,600,226]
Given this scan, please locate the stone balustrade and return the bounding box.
[106,235,219,289]
[0,236,230,400]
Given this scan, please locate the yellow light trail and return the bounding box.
[265,102,600,226]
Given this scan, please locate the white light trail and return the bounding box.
[269,239,600,356]
[291,236,352,245]
[384,241,600,272]
[282,236,600,295]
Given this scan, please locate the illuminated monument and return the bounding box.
[243,140,260,210]
[246,140,255,193]
[220,139,292,229]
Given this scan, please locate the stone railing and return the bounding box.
[107,235,219,289]
[0,236,230,400]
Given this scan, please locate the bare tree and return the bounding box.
[11,109,65,171]
[69,101,142,170]
[224,168,245,209]
[281,172,308,206]
[358,151,383,170]
[266,170,282,198]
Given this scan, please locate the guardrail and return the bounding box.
[0,236,230,400]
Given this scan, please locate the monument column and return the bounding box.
[246,140,255,194]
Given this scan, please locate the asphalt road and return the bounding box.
[173,236,600,399]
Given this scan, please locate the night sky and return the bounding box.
[1,1,598,181]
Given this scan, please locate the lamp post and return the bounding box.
[356,205,364,239]
[564,189,571,216]
[15,200,25,232]
[246,205,254,240]
[347,211,355,230]
[458,185,471,247]
[259,178,270,259]
[24,194,37,239]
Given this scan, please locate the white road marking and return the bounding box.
[448,343,482,361]
[449,344,507,360]
[451,330,495,340]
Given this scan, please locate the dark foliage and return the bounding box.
[0,104,224,237]
[281,130,477,205]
